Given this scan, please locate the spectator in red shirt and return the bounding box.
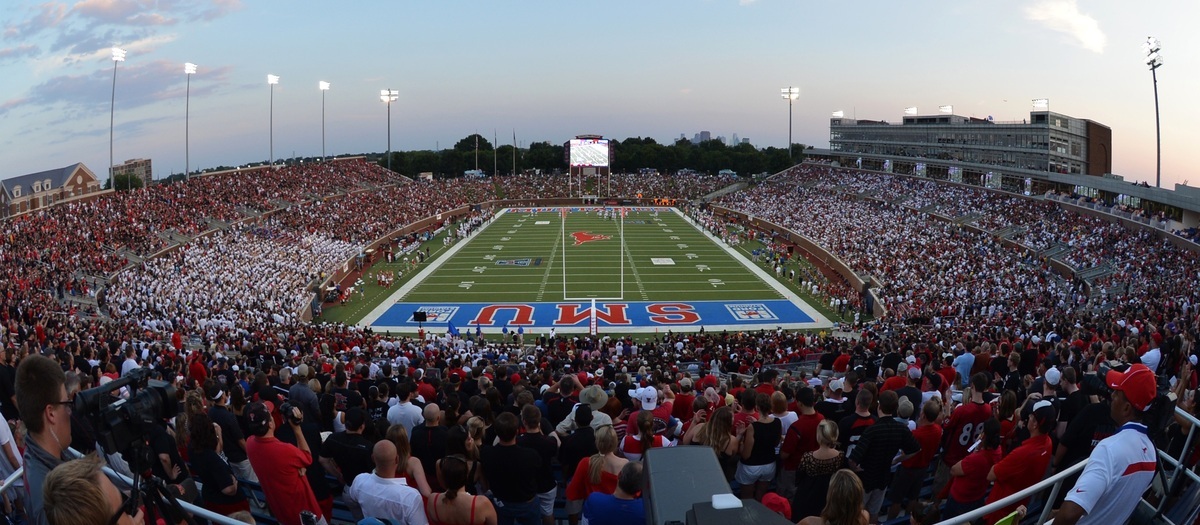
[672,378,696,423]
[944,417,1002,520]
[984,400,1056,523]
[880,366,907,393]
[779,387,824,501]
[832,349,851,374]
[245,401,326,525]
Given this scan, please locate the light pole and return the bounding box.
[110,46,126,190]
[381,89,398,172]
[1145,37,1164,188]
[267,74,279,167]
[184,62,196,180]
[781,87,799,161]
[319,81,330,161]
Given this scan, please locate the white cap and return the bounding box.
[1045,366,1062,386]
[906,355,917,364]
[631,387,659,410]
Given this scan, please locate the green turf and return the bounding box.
[322,207,865,327]
[399,208,785,304]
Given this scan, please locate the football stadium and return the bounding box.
[4,4,1200,525]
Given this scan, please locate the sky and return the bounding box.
[1,0,1198,188]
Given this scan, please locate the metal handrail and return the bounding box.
[62,448,248,525]
[0,468,20,494]
[936,405,1200,525]
[932,456,1087,525]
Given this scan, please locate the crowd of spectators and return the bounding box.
[4,158,1200,525]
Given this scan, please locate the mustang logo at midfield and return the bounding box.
[571,231,612,245]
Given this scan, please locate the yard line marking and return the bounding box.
[535,224,563,302]
[622,235,650,301]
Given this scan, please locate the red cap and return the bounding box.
[762,492,791,520]
[1107,363,1157,411]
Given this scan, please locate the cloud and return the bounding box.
[193,0,243,22]
[0,44,40,63]
[1024,0,1106,53]
[3,2,69,40]
[0,59,232,118]
[70,0,153,24]
[738,0,758,5]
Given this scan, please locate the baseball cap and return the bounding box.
[205,384,225,402]
[1045,366,1062,386]
[1107,363,1157,411]
[897,397,914,419]
[905,355,917,365]
[1025,399,1057,428]
[829,379,844,393]
[246,401,275,436]
[908,366,923,380]
[630,387,658,410]
[762,492,792,520]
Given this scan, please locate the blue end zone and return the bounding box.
[367,300,819,334]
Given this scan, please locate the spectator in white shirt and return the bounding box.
[346,440,428,525]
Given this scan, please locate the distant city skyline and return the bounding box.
[1,1,1197,187]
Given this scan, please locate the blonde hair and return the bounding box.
[589,425,619,485]
[816,419,839,448]
[43,454,110,525]
[386,424,412,464]
[698,406,733,456]
[822,469,866,525]
[770,391,788,414]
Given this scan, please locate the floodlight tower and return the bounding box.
[110,47,126,190]
[781,87,799,161]
[268,74,279,166]
[381,89,399,172]
[1145,37,1164,188]
[319,81,330,160]
[184,62,196,180]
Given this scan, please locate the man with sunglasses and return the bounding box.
[16,355,72,525]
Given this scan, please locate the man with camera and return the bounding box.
[207,383,257,482]
[1054,363,1158,525]
[246,400,327,525]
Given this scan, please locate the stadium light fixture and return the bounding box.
[781,87,799,161]
[904,107,917,116]
[381,89,399,172]
[184,63,196,181]
[1145,37,1163,188]
[939,105,953,114]
[268,75,279,167]
[109,47,126,190]
[319,81,330,160]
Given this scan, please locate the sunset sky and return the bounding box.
[2,0,1197,188]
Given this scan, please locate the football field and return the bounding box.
[359,207,832,333]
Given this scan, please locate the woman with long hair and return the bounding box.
[798,469,869,525]
[439,424,483,495]
[188,412,249,516]
[737,392,781,501]
[996,390,1019,453]
[385,424,433,498]
[944,417,1003,520]
[619,410,670,461]
[691,406,739,482]
[793,419,846,521]
[565,426,628,525]
[426,454,497,525]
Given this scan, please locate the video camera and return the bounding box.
[1081,360,1176,444]
[74,368,178,457]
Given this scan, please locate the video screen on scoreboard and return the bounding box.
[569,139,610,167]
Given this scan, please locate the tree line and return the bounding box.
[377,134,809,178]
